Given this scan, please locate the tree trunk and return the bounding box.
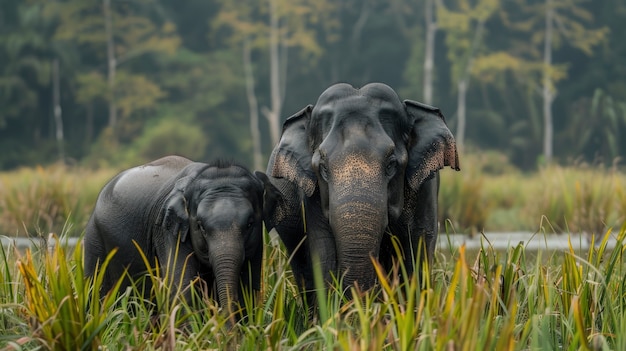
[243,38,263,171]
[423,0,437,105]
[542,0,555,163]
[264,0,282,148]
[454,18,485,154]
[85,102,94,148]
[351,1,370,47]
[103,0,117,129]
[279,26,288,111]
[52,59,64,163]
[456,79,467,153]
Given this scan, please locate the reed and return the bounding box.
[3,160,626,349]
[3,160,626,236]
[2,226,626,350]
[0,165,115,237]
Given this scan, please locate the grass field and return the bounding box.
[1,227,626,350]
[2,154,626,238]
[2,158,626,349]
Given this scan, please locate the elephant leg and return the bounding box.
[404,175,439,282]
[303,198,336,309]
[385,175,439,288]
[261,175,315,302]
[239,246,263,315]
[83,219,114,297]
[244,246,263,292]
[272,212,311,307]
[153,239,200,308]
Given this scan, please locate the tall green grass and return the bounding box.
[2,226,626,350]
[3,160,626,349]
[0,165,115,237]
[438,155,626,234]
[16,237,123,350]
[2,159,626,236]
[520,165,618,235]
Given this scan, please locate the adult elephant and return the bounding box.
[260,82,459,302]
[84,156,270,319]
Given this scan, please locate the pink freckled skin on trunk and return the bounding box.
[327,152,388,291]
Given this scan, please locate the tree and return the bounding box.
[0,2,48,130]
[51,58,64,162]
[438,0,499,152]
[561,89,626,163]
[0,1,71,167]
[102,0,116,129]
[502,0,608,163]
[243,37,263,171]
[48,0,179,141]
[214,0,334,169]
[423,0,438,105]
[390,0,438,104]
[0,0,623,171]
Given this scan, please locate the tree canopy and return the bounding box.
[0,0,621,171]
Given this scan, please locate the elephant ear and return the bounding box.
[158,176,193,242]
[157,163,213,242]
[266,105,317,197]
[405,99,460,191]
[254,171,284,229]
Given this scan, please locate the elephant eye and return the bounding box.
[246,216,255,230]
[197,220,206,233]
[385,157,398,178]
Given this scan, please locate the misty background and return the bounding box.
[0,0,622,171]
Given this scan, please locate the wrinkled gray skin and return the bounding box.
[260,83,460,304]
[84,155,269,318]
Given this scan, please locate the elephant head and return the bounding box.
[160,162,265,317]
[267,82,459,292]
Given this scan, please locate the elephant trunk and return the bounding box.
[331,189,387,292]
[211,248,244,322]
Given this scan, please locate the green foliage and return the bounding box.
[0,0,623,170]
[0,1,53,129]
[4,224,626,349]
[127,117,209,164]
[0,243,28,341]
[439,151,518,234]
[438,0,498,83]
[561,89,626,163]
[15,236,123,350]
[521,165,620,234]
[213,0,334,59]
[0,165,115,237]
[4,154,626,241]
[439,166,491,235]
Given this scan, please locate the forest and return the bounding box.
[0,0,623,172]
[5,2,626,349]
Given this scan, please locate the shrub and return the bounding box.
[130,118,209,163]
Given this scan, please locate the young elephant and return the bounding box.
[84,155,270,317]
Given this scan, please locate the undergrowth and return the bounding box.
[2,160,626,236]
[0,165,115,237]
[1,226,626,350]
